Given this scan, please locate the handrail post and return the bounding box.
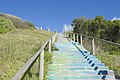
[70,34,72,39]
[73,34,75,42]
[39,49,44,80]
[48,39,52,53]
[80,34,83,46]
[69,34,71,39]
[92,38,95,55]
[52,35,54,44]
[77,34,79,43]
[71,34,72,39]
[68,34,70,38]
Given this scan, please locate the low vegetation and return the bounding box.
[96,53,120,77]
[44,51,53,80]
[0,13,36,29]
[0,13,55,80]
[0,16,15,33]
[0,29,54,80]
[22,51,53,80]
[72,16,120,79]
[72,16,120,43]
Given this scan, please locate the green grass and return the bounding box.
[0,29,54,80]
[21,51,53,80]
[44,51,53,80]
[0,16,15,34]
[96,53,120,77]
[75,36,120,78]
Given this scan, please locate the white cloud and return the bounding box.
[63,24,73,32]
[111,17,120,21]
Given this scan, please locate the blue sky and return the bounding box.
[0,0,120,32]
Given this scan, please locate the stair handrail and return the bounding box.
[66,32,120,55]
[11,32,58,80]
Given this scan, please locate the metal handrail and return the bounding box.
[11,33,57,80]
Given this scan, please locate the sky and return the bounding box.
[0,0,120,32]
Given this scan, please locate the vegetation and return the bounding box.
[72,16,120,78]
[72,16,120,43]
[0,29,54,80]
[44,51,53,80]
[96,53,120,78]
[0,13,36,29]
[22,51,53,80]
[0,16,15,33]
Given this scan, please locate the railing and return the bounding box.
[66,32,120,55]
[11,33,58,80]
[66,32,120,79]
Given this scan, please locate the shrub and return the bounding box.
[0,16,15,33]
[0,14,36,29]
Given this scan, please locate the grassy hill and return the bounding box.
[0,29,54,80]
[0,16,15,33]
[0,13,55,80]
[0,13,36,29]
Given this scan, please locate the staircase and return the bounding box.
[47,33,115,80]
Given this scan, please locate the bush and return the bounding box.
[0,14,36,29]
[0,16,15,33]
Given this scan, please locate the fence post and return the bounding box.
[52,35,54,44]
[77,34,79,43]
[73,34,75,42]
[48,39,51,53]
[80,34,83,46]
[39,49,44,80]
[70,34,71,39]
[92,38,95,55]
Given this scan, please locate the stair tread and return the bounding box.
[47,33,115,80]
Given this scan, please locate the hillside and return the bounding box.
[0,13,36,29]
[0,29,54,80]
[0,16,15,33]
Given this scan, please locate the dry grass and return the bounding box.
[0,29,54,80]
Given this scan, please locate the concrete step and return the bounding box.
[48,75,114,80]
[47,33,115,80]
[49,62,105,66]
[48,66,109,71]
[48,69,114,73]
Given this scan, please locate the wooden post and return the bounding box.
[73,34,75,42]
[92,38,95,55]
[77,34,79,43]
[80,34,83,46]
[71,34,73,40]
[70,34,71,39]
[39,50,44,80]
[48,39,51,53]
[69,34,71,39]
[52,35,54,45]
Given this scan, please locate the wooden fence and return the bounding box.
[66,32,120,55]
